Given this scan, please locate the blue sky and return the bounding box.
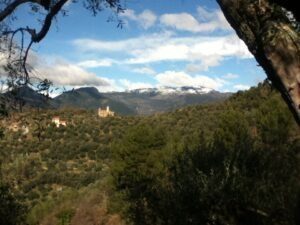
[5,0,266,93]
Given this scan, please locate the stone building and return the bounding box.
[98,106,115,118]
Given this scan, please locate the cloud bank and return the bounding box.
[160,7,231,33]
[37,60,109,87]
[73,33,252,72]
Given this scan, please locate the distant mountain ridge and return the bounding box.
[2,86,55,109]
[103,86,231,115]
[53,87,136,115]
[2,86,232,115]
[128,86,212,95]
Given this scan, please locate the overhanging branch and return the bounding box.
[0,0,47,22]
[31,0,69,43]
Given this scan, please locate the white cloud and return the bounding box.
[132,67,156,75]
[122,9,137,20]
[127,43,189,64]
[59,78,154,93]
[160,7,231,33]
[36,60,109,86]
[72,32,170,52]
[121,6,230,33]
[0,49,40,77]
[73,38,126,52]
[1,52,113,92]
[126,35,251,68]
[122,9,157,29]
[94,77,122,92]
[73,33,252,71]
[77,59,113,68]
[234,84,250,90]
[223,73,239,79]
[197,6,231,29]
[160,13,204,32]
[119,79,153,91]
[188,36,250,58]
[197,6,216,21]
[155,70,225,90]
[186,54,223,72]
[139,10,157,29]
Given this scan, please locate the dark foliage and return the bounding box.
[112,82,300,225]
[0,182,25,225]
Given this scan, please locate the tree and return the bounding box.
[112,109,300,225]
[0,182,25,225]
[112,124,167,225]
[216,0,300,125]
[0,0,124,92]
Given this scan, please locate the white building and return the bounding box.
[52,117,67,127]
[98,106,115,118]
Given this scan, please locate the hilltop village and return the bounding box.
[51,106,115,128]
[2,106,115,133]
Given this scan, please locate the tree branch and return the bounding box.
[0,0,45,22]
[30,0,69,43]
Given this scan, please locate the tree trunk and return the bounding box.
[216,0,300,126]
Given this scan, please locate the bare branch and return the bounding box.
[22,39,33,83]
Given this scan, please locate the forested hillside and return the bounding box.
[0,82,299,225]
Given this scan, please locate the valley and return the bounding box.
[0,82,300,225]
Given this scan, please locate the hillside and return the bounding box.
[2,86,55,110]
[0,82,299,225]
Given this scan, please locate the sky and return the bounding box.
[3,0,266,94]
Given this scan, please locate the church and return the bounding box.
[98,106,115,118]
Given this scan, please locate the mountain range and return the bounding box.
[2,86,232,115]
[103,87,231,115]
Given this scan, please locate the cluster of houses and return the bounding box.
[51,106,115,127]
[7,122,29,134]
[52,106,115,127]
[5,106,115,132]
